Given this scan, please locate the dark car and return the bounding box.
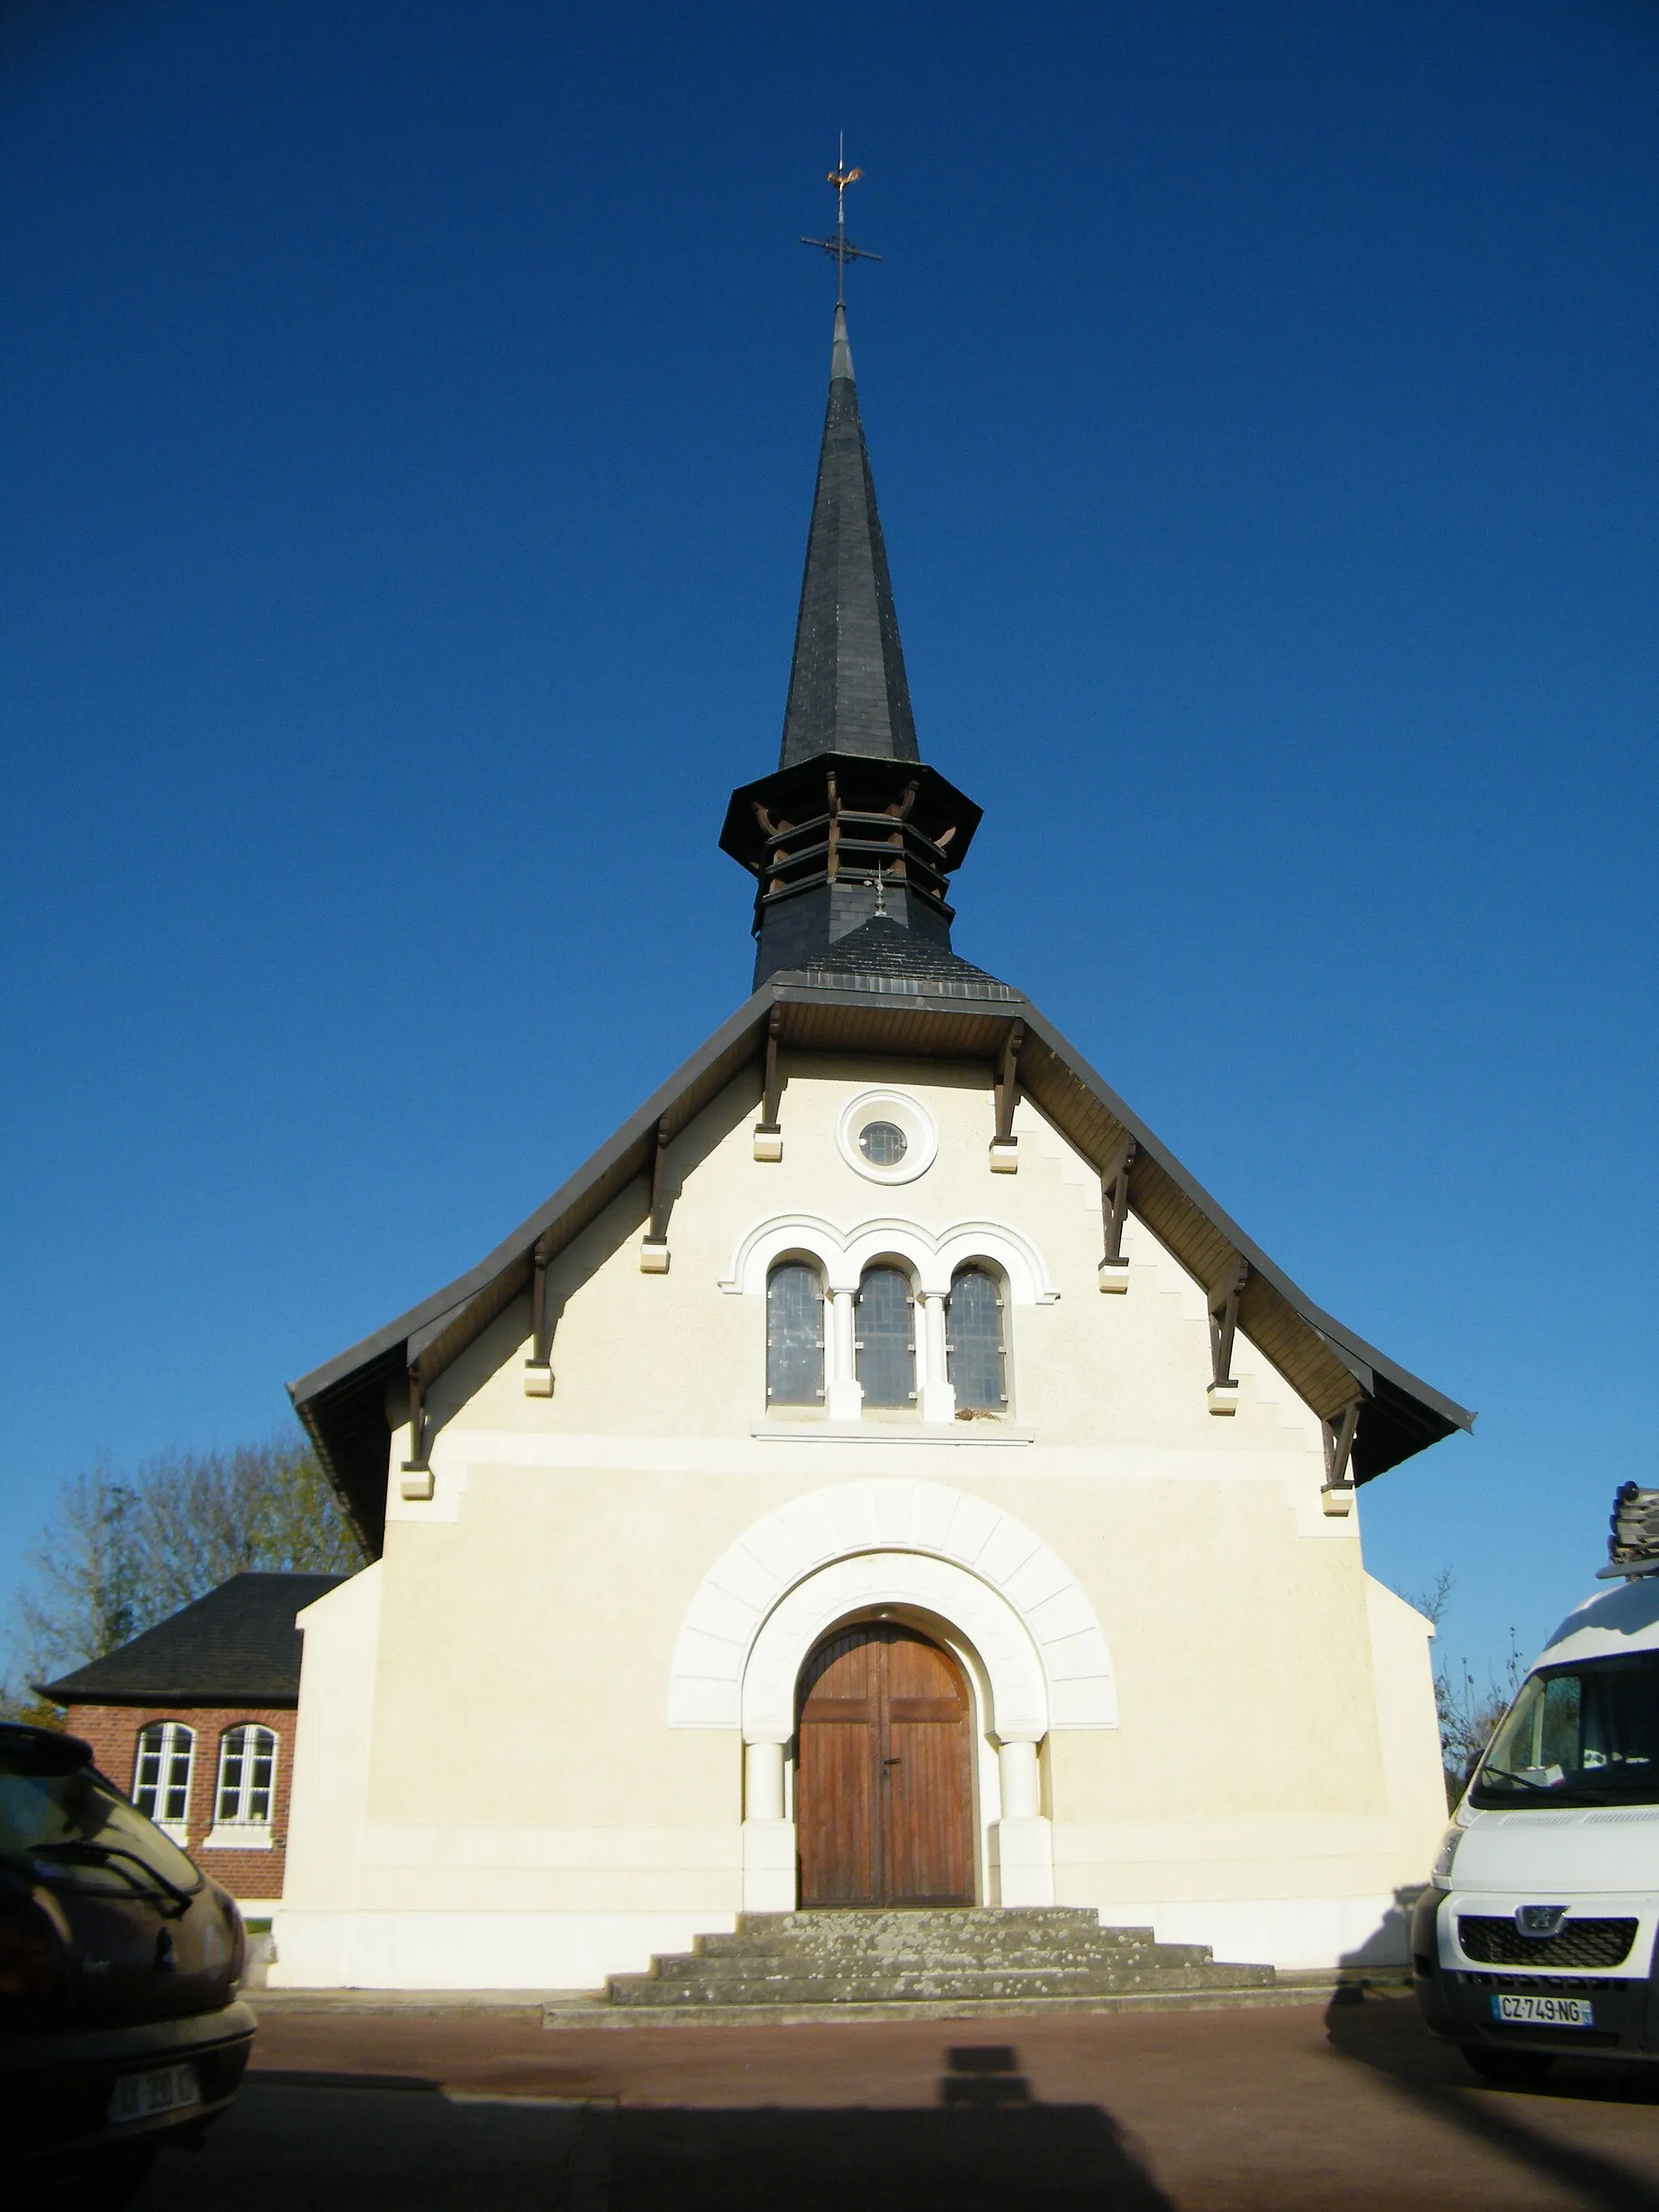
[0,1721,255,2202]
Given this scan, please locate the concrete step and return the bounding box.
[666,1940,1199,1978]
[597,1907,1277,2014]
[608,1962,1276,2008]
[736,1908,1109,1938]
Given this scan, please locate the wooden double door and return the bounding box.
[796,1621,975,1907]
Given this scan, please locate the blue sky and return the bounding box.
[2,1,1655,1692]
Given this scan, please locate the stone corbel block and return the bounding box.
[1097,1259,1131,1294]
[639,1238,670,1274]
[753,1125,783,1162]
[1321,1484,1354,1517]
[399,1468,435,1502]
[989,1137,1019,1174]
[1206,1381,1239,1417]
[522,1362,553,1397]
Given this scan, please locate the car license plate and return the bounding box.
[1491,1993,1594,2028]
[108,2063,202,2125]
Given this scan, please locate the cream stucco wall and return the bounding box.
[272,1055,1448,1988]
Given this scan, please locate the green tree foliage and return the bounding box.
[2,1438,364,1720]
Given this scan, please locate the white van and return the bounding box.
[1414,1489,1659,2081]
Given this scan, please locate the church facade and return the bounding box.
[272,303,1471,1993]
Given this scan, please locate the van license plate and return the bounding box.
[109,2063,201,2125]
[1492,1993,1594,2028]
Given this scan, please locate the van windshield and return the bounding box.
[1471,1652,1659,1808]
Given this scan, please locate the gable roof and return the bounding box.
[289,967,1473,1554]
[38,1571,347,1708]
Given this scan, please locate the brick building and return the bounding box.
[41,1571,344,1905]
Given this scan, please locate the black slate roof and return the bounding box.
[779,305,919,767]
[39,1571,347,1708]
[795,917,1016,993]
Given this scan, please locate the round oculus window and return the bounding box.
[858,1121,908,1167]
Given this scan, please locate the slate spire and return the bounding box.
[719,298,983,989]
[778,305,919,767]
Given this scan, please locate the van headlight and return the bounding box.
[1431,1823,1462,1890]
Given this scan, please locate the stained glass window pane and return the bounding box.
[947,1268,1005,1411]
[858,1122,907,1166]
[767,1264,824,1405]
[856,1267,915,1407]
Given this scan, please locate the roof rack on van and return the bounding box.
[1598,1481,1659,1579]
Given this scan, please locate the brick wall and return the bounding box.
[66,1703,298,1903]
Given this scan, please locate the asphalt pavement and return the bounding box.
[127,1988,1659,2210]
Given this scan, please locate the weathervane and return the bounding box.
[800,134,882,306]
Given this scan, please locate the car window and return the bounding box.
[0,1757,202,1897]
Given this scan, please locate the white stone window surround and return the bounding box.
[133,1720,195,1846]
[729,1215,1056,1426]
[835,1088,940,1185]
[205,1724,279,1851]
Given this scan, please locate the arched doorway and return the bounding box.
[795,1620,975,1907]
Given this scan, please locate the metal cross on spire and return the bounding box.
[800,134,882,305]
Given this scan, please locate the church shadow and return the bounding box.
[605,2044,1175,2212]
[1323,1986,1659,2212]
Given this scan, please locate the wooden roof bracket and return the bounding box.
[523,1231,558,1396]
[753,1008,784,1161]
[1098,1138,1137,1293]
[641,1118,672,1272]
[1207,1257,1248,1415]
[1321,1400,1364,1516]
[399,1363,429,1483]
[990,1020,1026,1172]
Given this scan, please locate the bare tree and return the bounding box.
[3,1438,363,1720]
[1401,1569,1528,1807]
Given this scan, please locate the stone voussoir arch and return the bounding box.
[719,1215,1060,1303]
[666,1477,1116,1736]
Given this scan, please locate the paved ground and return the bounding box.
[129,1990,1659,2210]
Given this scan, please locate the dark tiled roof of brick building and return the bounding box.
[39,1571,347,1707]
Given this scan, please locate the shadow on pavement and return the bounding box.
[606,2044,1175,2211]
[1324,1987,1659,2212]
[134,2045,1175,2211]
[130,2078,588,2212]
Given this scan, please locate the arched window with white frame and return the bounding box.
[766,1261,825,1407]
[133,1720,195,1834]
[856,1264,915,1408]
[947,1265,1007,1413]
[215,1724,278,1830]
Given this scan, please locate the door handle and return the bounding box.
[882,1756,902,1766]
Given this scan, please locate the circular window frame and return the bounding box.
[836,1089,939,1186]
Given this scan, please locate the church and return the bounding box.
[271,288,1472,1995]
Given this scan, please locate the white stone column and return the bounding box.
[741,1737,796,1911]
[991,1737,1054,1907]
[825,1287,862,1421]
[918,1292,956,1425]
[745,1740,785,1821]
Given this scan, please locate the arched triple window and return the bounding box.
[947,1266,1006,1413]
[215,1724,278,1829]
[766,1262,825,1407]
[133,1720,195,1831]
[856,1265,915,1407]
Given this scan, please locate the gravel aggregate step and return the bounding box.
[598,1906,1278,2015]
